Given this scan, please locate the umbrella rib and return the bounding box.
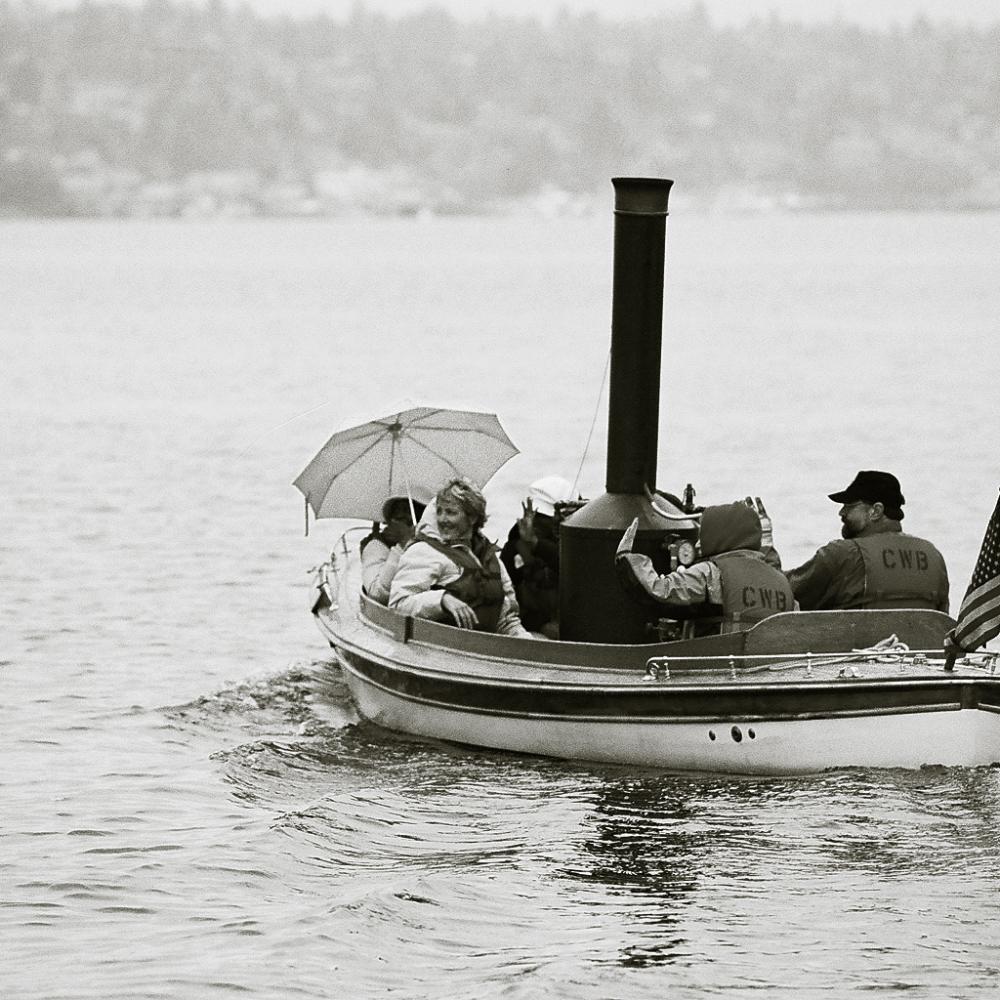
[400,408,515,442]
[398,407,445,427]
[402,426,517,450]
[402,435,461,465]
[399,432,513,479]
[399,436,470,478]
[320,434,392,486]
[403,421,504,436]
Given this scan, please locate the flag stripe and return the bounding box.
[957,589,1000,625]
[955,600,1000,641]
[953,491,1000,653]
[959,620,1000,650]
[956,610,1000,645]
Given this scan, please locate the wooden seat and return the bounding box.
[743,609,956,657]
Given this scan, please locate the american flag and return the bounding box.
[953,490,1000,651]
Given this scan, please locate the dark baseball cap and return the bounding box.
[828,470,905,519]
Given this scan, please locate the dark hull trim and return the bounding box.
[338,646,998,725]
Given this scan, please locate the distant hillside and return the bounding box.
[2,0,998,216]
[23,0,1000,30]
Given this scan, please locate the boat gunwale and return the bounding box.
[310,551,1000,701]
[335,649,983,724]
[330,620,1000,710]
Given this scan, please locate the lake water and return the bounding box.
[3,209,1000,998]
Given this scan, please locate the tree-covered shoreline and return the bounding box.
[2,0,998,216]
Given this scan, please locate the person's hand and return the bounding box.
[616,517,639,556]
[742,496,773,548]
[442,592,478,629]
[517,497,537,550]
[943,629,964,671]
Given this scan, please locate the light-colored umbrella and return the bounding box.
[293,406,519,526]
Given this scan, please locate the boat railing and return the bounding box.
[645,644,1000,681]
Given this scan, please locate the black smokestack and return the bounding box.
[606,177,672,494]
[558,177,673,644]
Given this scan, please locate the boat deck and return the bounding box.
[312,547,997,691]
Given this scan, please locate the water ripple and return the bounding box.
[7,215,1000,999]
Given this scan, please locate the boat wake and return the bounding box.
[164,660,358,738]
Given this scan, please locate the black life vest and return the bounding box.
[851,533,948,609]
[415,533,506,633]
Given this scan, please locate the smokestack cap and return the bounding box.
[612,177,673,216]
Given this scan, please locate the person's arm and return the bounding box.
[754,497,782,569]
[938,562,950,615]
[617,553,719,607]
[762,544,782,570]
[527,533,560,573]
[499,525,523,584]
[507,501,560,573]
[785,543,849,611]
[361,538,389,595]
[496,560,532,637]
[388,543,459,620]
[367,544,402,604]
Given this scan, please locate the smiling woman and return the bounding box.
[388,479,531,636]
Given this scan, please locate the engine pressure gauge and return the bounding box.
[664,537,697,570]
[675,540,696,566]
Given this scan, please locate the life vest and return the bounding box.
[851,533,948,609]
[415,533,505,633]
[711,551,795,633]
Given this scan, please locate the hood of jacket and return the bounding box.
[698,503,762,558]
[413,498,446,544]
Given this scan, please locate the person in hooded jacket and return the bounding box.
[389,478,530,637]
[615,502,795,634]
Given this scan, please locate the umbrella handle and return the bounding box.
[396,440,418,525]
[304,495,310,537]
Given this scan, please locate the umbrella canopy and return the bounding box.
[293,406,519,522]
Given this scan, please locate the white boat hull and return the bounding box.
[340,655,1000,775]
[313,550,1000,776]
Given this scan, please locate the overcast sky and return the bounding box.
[32,0,1000,26]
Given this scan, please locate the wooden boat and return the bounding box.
[308,177,1000,775]
[312,548,1000,775]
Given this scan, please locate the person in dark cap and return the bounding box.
[785,470,949,612]
[360,496,426,604]
[500,475,578,638]
[615,502,795,635]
